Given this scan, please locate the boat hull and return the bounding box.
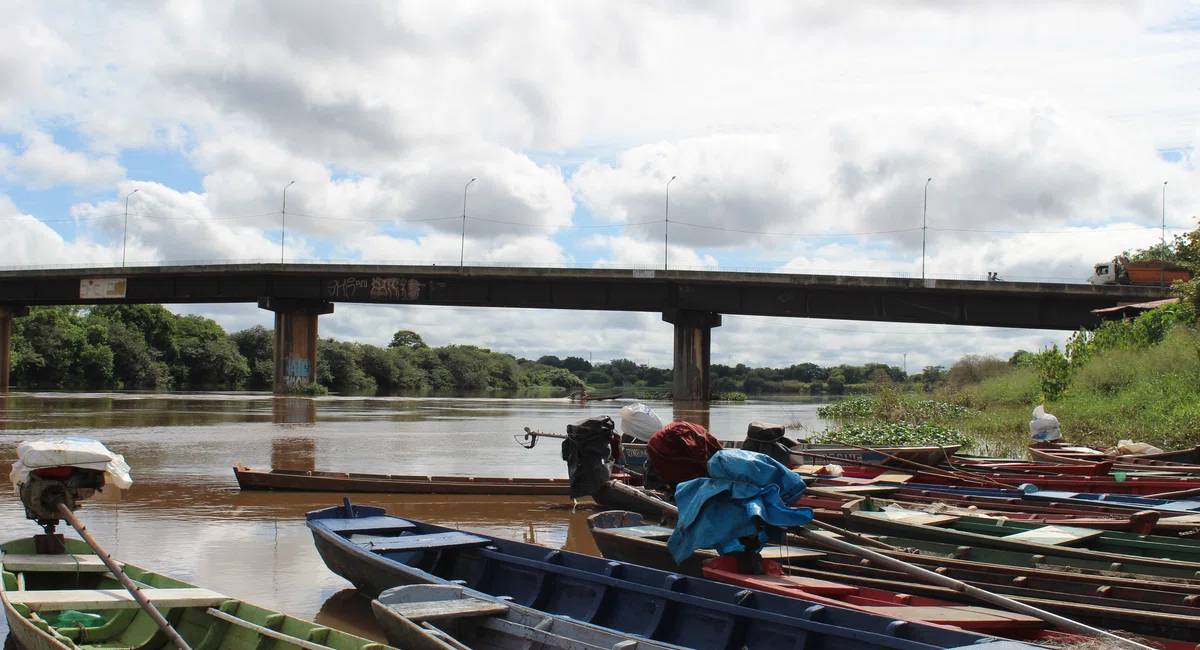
[307,502,1042,650]
[234,463,573,496]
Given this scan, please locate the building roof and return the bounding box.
[1091,298,1179,319]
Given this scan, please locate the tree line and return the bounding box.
[7,305,923,395]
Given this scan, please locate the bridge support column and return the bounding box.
[0,306,28,392]
[258,298,334,394]
[663,309,722,402]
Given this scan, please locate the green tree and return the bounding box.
[537,355,563,367]
[561,356,592,372]
[389,330,427,349]
[231,325,274,389]
[317,339,376,393]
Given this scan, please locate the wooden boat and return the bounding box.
[1028,441,1200,472]
[841,499,1200,578]
[948,460,1115,477]
[233,462,573,495]
[371,583,680,650]
[620,441,960,469]
[792,494,1159,533]
[805,465,1200,495]
[307,499,1044,650]
[586,511,1200,645]
[2,535,394,650]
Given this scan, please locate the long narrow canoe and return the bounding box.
[792,494,1159,533]
[807,465,1200,495]
[234,462,574,495]
[1028,441,1200,472]
[841,499,1200,576]
[620,441,961,469]
[2,535,395,650]
[586,511,1200,646]
[307,500,1042,650]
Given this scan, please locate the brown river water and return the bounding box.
[0,393,830,645]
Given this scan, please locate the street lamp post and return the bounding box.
[921,177,932,280]
[122,189,139,268]
[664,176,676,271]
[281,180,295,264]
[461,178,476,268]
[1162,181,1168,284]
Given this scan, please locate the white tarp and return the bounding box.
[619,403,663,442]
[9,438,133,494]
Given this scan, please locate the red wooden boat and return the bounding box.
[948,459,1114,477]
[1028,441,1200,473]
[233,462,575,495]
[792,494,1159,533]
[702,556,1051,638]
[805,465,1200,495]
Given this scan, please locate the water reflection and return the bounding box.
[0,392,834,646]
[271,436,317,471]
[273,397,317,425]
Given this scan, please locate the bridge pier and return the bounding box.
[0,305,28,392]
[663,309,722,402]
[258,298,334,394]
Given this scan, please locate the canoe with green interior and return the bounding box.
[841,498,1200,580]
[2,536,394,650]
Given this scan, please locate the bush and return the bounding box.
[946,354,1010,387]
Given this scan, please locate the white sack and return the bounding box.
[10,438,133,494]
[1029,404,1061,442]
[619,403,663,442]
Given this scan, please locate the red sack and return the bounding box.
[647,421,723,486]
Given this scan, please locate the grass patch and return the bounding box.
[955,327,1200,451]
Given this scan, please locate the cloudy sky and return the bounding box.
[2,1,1198,371]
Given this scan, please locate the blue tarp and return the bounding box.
[666,449,813,564]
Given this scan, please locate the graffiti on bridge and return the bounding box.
[283,356,312,388]
[325,276,424,301]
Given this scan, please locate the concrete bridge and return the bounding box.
[0,263,1170,398]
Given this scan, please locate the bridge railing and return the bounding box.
[0,257,1095,285]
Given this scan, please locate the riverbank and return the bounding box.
[813,304,1200,456]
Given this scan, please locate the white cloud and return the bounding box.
[3,1,1200,368]
[2,131,124,190]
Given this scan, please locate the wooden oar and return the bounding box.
[792,520,1156,650]
[606,480,1153,650]
[56,503,194,650]
[1145,484,1200,500]
[826,440,1012,489]
[793,448,1004,489]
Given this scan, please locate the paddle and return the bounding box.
[826,439,1012,489]
[56,503,194,650]
[604,480,1155,650]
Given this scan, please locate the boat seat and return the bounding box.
[2,554,118,573]
[385,598,510,622]
[7,588,226,611]
[318,516,417,534]
[852,510,960,526]
[1000,525,1104,546]
[356,532,491,553]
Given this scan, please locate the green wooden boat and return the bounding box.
[842,498,1200,580]
[2,536,393,650]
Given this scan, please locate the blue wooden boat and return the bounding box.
[306,500,1041,650]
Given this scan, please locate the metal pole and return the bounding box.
[122,189,138,268]
[921,177,932,279]
[1162,181,1168,284]
[461,178,475,268]
[664,176,676,271]
[281,180,295,264]
[57,503,193,650]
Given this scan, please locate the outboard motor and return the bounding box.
[741,422,797,467]
[18,467,106,552]
[561,416,620,499]
[10,438,133,553]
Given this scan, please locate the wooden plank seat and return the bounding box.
[2,554,118,573]
[7,588,226,611]
[1001,525,1105,546]
[353,532,490,553]
[318,516,417,534]
[386,598,510,622]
